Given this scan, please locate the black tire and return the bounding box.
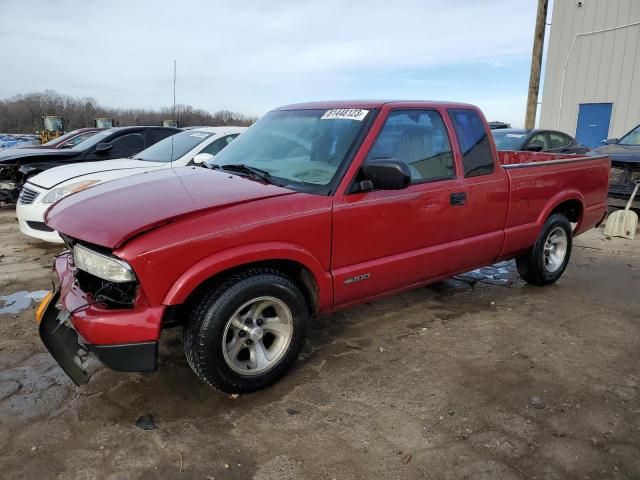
[516,214,573,286]
[183,268,308,393]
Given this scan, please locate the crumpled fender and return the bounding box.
[161,241,334,313]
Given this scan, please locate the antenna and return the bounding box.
[171,60,176,168]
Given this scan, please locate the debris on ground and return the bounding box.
[529,396,545,409]
[134,414,157,430]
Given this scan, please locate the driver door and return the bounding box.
[331,108,466,308]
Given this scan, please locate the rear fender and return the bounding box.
[162,242,333,312]
[536,190,585,228]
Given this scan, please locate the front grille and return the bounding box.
[26,221,54,232]
[631,169,640,183]
[18,186,39,205]
[609,167,626,185]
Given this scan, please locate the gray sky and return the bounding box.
[1,0,540,126]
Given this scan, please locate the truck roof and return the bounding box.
[274,100,478,110]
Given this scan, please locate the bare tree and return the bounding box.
[0,90,256,133]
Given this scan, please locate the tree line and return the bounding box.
[0,90,256,133]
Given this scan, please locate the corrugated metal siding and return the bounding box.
[539,0,640,138]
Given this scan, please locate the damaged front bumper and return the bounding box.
[0,181,19,203]
[38,253,162,385]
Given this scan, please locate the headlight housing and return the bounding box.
[42,180,100,204]
[73,244,136,283]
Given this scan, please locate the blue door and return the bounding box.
[575,103,612,148]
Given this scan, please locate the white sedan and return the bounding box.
[16,126,246,243]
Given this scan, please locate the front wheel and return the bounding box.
[516,214,573,286]
[183,269,308,393]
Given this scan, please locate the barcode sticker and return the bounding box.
[321,109,369,121]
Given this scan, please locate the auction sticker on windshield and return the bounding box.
[321,109,369,121]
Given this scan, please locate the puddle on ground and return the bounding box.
[0,290,49,315]
[455,261,516,286]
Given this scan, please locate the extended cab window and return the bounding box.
[448,109,494,177]
[365,110,454,182]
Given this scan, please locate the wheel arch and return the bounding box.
[162,242,333,315]
[538,190,585,228]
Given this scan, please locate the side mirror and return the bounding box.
[526,143,544,152]
[94,142,113,154]
[192,152,214,165]
[604,138,619,145]
[361,159,411,191]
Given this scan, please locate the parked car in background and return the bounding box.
[17,126,247,242]
[0,134,39,149]
[488,121,511,130]
[23,128,103,149]
[590,123,640,210]
[492,128,589,154]
[37,100,609,393]
[0,126,180,203]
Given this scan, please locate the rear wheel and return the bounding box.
[516,214,572,286]
[183,269,308,393]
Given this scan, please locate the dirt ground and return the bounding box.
[0,208,639,480]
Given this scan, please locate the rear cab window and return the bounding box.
[448,108,494,177]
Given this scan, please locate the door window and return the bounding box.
[548,132,571,149]
[448,109,494,177]
[148,128,176,145]
[365,110,454,182]
[200,134,240,156]
[108,132,145,155]
[528,133,548,150]
[60,132,96,148]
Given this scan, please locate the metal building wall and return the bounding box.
[539,0,640,139]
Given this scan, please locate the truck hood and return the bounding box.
[590,144,640,164]
[0,147,78,163]
[29,158,167,189]
[45,166,296,248]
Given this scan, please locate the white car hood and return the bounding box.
[28,159,168,189]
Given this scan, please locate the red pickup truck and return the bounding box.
[37,101,610,394]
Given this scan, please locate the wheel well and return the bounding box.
[550,199,582,223]
[181,260,319,317]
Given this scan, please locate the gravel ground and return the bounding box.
[0,207,639,480]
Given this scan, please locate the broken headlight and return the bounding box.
[73,244,136,283]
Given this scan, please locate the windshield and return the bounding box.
[95,118,114,128]
[619,125,640,146]
[491,131,528,150]
[134,130,214,162]
[70,130,112,151]
[208,108,370,189]
[43,117,63,131]
[42,129,84,146]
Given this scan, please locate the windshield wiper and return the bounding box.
[210,163,285,187]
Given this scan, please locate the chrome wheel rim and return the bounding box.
[222,296,293,376]
[543,226,568,273]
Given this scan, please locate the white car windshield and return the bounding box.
[208,109,370,190]
[133,130,214,162]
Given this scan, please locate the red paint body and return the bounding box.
[45,101,610,346]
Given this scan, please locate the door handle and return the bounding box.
[450,192,466,206]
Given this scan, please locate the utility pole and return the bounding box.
[525,0,549,129]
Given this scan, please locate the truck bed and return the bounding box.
[496,150,610,260]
